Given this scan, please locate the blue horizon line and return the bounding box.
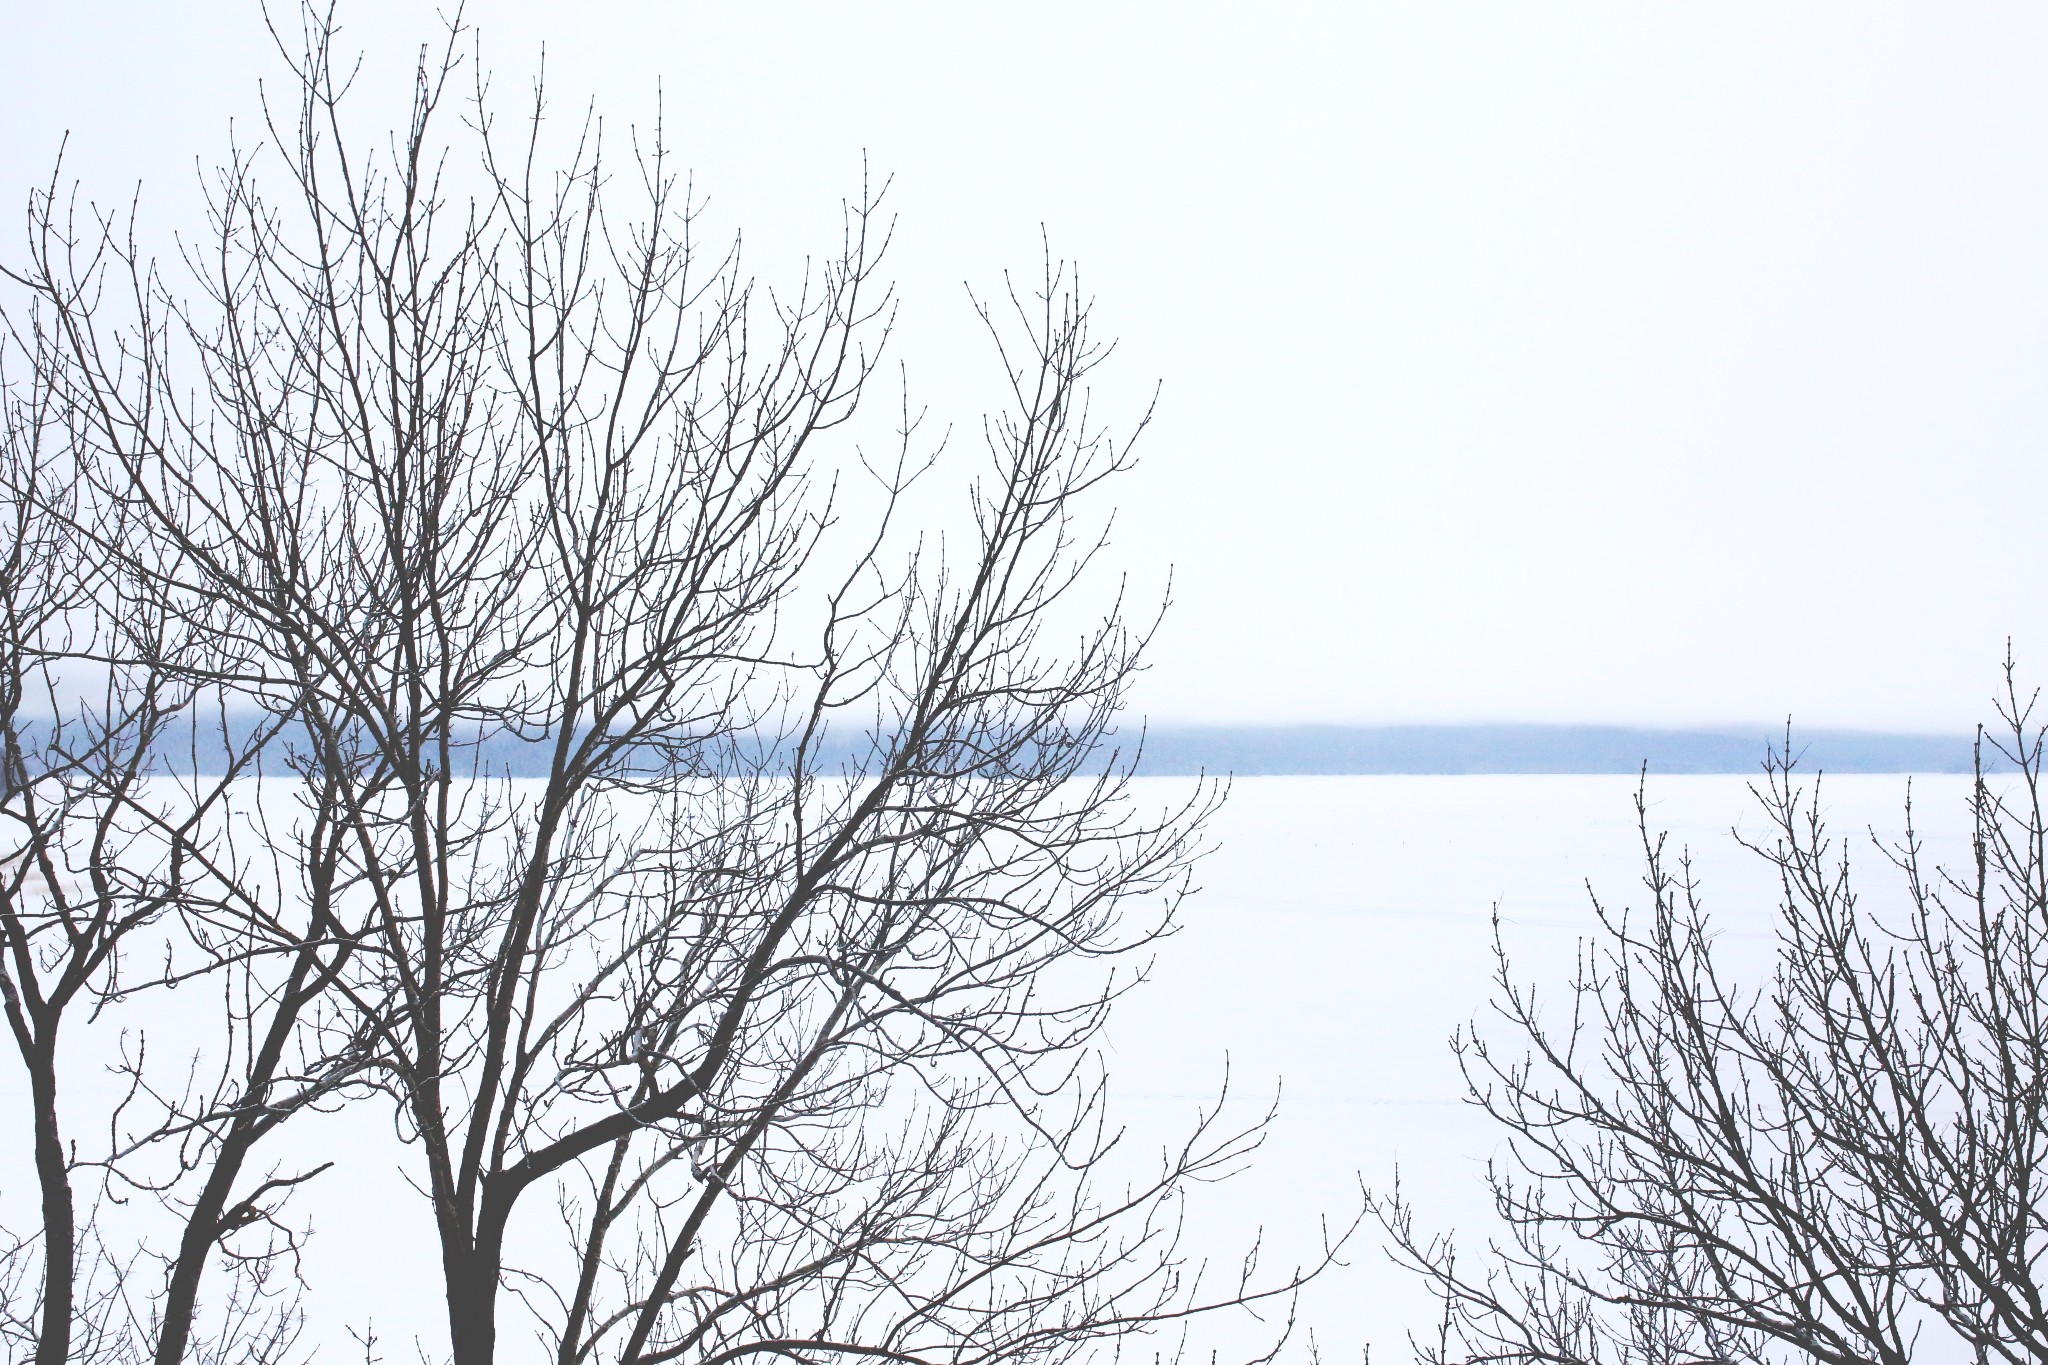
[54,718,2019,778]
[1116,723,2013,775]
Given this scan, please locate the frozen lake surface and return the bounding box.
[1097,772,1984,1362]
[2,771,1985,1359]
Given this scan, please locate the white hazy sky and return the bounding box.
[5,3,2046,731]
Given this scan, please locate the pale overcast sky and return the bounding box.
[5,3,2046,731]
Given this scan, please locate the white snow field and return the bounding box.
[1097,772,1983,1363]
[0,770,1986,1359]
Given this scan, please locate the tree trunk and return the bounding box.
[27,1034,73,1365]
[154,1137,245,1364]
[445,1238,501,1365]
[153,947,322,1363]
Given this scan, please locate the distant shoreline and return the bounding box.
[1120,725,2009,776]
[50,719,2010,778]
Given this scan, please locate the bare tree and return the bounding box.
[0,236,368,1364]
[4,5,1350,1363]
[1374,662,2048,1365]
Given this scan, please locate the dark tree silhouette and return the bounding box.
[1,5,1348,1363]
[0,242,369,1365]
[1375,663,2048,1365]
